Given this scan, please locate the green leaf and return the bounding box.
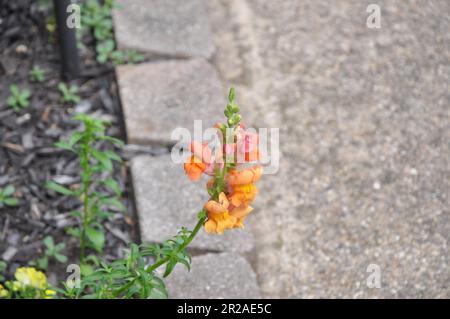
[103,178,121,196]
[3,198,18,206]
[99,197,126,212]
[58,83,68,94]
[10,85,19,95]
[149,277,168,299]
[80,263,94,276]
[163,258,177,277]
[228,86,235,102]
[54,253,68,263]
[0,261,7,273]
[54,141,73,151]
[66,227,81,238]
[2,185,15,197]
[46,181,74,196]
[37,257,48,270]
[99,136,124,148]
[177,252,191,271]
[70,210,82,219]
[7,96,16,107]
[91,149,112,171]
[55,242,66,252]
[69,132,83,147]
[43,236,55,249]
[97,53,108,64]
[85,227,105,252]
[103,151,122,162]
[22,89,31,99]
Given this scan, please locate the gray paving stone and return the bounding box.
[113,0,214,59]
[116,59,225,145]
[165,252,261,299]
[210,0,450,298]
[131,155,255,253]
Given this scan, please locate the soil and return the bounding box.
[0,0,137,284]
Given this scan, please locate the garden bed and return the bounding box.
[0,0,137,283]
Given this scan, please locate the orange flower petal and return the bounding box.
[204,219,217,233]
[229,183,257,206]
[184,155,206,181]
[226,165,262,185]
[190,141,212,164]
[230,205,253,220]
[230,205,253,229]
[204,192,229,215]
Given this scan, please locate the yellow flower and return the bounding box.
[14,267,47,290]
[44,289,56,299]
[0,284,8,298]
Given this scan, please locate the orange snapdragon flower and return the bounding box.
[184,155,206,181]
[204,193,237,234]
[184,141,214,181]
[226,165,262,185]
[229,183,257,207]
[229,205,253,229]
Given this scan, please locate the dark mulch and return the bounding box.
[0,0,137,283]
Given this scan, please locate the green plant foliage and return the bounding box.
[47,114,124,266]
[81,0,144,65]
[30,236,67,270]
[7,85,31,112]
[60,243,167,299]
[0,261,6,282]
[0,185,18,208]
[30,66,45,82]
[58,83,81,104]
[59,217,207,299]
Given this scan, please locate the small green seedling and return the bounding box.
[0,261,6,282]
[58,83,80,104]
[30,66,45,82]
[31,236,67,270]
[82,0,114,41]
[96,40,114,64]
[0,185,18,208]
[7,85,31,112]
[126,50,145,64]
[82,0,142,65]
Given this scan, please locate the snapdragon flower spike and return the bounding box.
[183,88,263,234]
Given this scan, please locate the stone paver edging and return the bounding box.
[113,0,215,59]
[165,252,261,299]
[116,59,224,145]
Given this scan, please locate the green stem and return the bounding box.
[79,130,92,264]
[112,214,206,298]
[146,214,206,274]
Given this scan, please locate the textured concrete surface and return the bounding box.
[116,59,224,144]
[165,252,261,298]
[131,155,255,253]
[113,0,215,59]
[207,0,450,298]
